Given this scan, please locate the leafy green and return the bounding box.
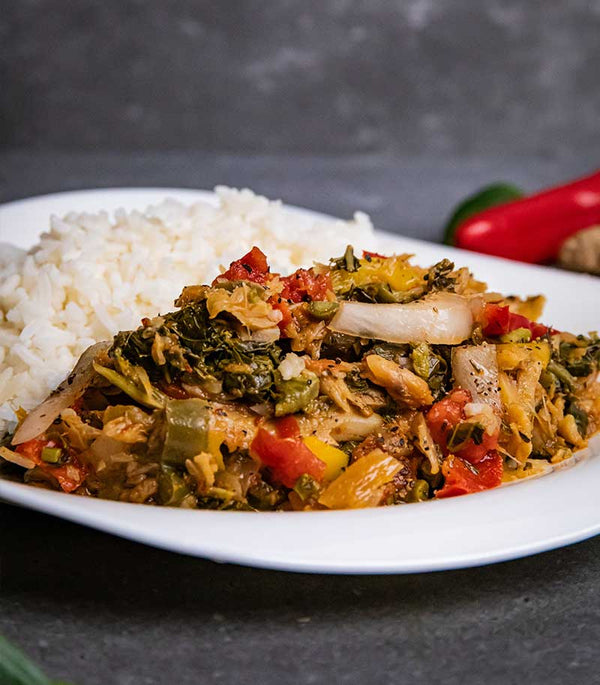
[446,422,485,451]
[274,372,320,417]
[547,360,577,391]
[443,182,524,245]
[94,354,168,409]
[558,336,600,377]
[565,399,589,437]
[112,302,282,404]
[411,344,450,399]
[424,259,456,292]
[158,466,194,506]
[293,474,321,501]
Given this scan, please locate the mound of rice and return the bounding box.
[0,186,374,436]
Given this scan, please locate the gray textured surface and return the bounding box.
[2,505,600,685]
[2,0,600,157]
[1,151,599,685]
[1,149,598,242]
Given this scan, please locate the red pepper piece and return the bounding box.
[250,416,325,487]
[426,389,498,464]
[454,170,600,263]
[482,303,557,340]
[214,246,272,285]
[15,439,87,493]
[436,451,503,499]
[279,268,331,303]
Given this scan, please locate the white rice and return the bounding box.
[0,186,375,436]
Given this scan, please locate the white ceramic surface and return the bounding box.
[1,188,598,574]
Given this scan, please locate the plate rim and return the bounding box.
[1,186,599,574]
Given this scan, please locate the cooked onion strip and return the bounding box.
[451,344,501,411]
[12,341,111,445]
[328,293,473,344]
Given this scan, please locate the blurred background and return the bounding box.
[1,0,599,239]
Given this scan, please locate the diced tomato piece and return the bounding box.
[15,438,47,464]
[271,298,293,332]
[426,388,497,464]
[274,415,301,439]
[436,451,503,498]
[15,438,87,493]
[215,246,272,285]
[279,269,331,303]
[251,417,326,488]
[50,459,88,493]
[426,389,470,450]
[482,303,556,340]
[456,431,498,464]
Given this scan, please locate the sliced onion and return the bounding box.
[328,293,473,345]
[451,344,501,411]
[12,341,111,445]
[0,445,35,469]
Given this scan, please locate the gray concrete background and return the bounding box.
[1,150,599,242]
[2,0,600,157]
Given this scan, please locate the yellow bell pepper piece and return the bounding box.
[355,256,423,292]
[318,449,402,510]
[496,341,550,371]
[303,436,349,482]
[207,429,225,470]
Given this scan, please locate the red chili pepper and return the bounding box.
[482,303,557,340]
[453,170,600,263]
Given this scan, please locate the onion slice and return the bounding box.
[12,341,111,445]
[451,344,501,411]
[328,293,473,345]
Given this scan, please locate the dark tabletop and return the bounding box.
[1,151,599,685]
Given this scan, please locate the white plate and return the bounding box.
[1,188,599,574]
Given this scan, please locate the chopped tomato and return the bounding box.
[426,389,470,450]
[482,303,556,340]
[274,415,301,439]
[15,438,87,493]
[214,246,272,285]
[271,298,293,332]
[279,268,331,303]
[15,438,48,463]
[426,389,498,464]
[48,459,88,493]
[250,416,326,487]
[436,451,503,498]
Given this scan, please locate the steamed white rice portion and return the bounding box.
[0,186,375,436]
